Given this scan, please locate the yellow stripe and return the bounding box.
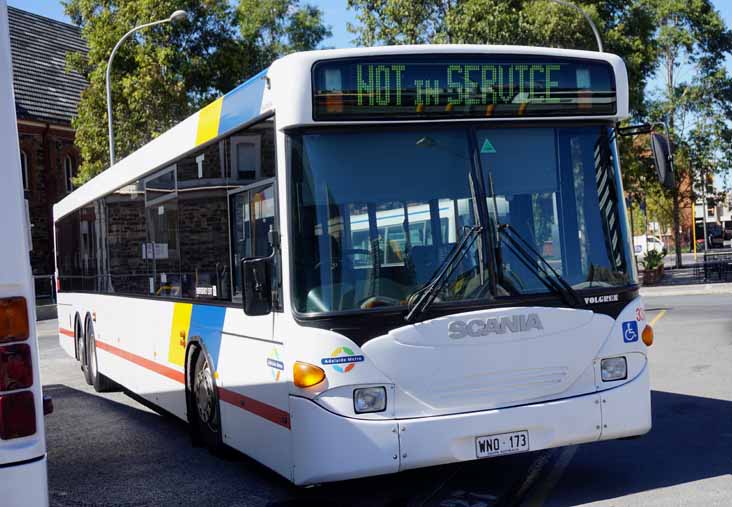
[168,303,193,367]
[195,97,223,146]
[649,309,666,326]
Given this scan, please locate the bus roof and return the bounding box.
[54,44,628,220]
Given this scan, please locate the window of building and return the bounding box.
[20,150,29,190]
[64,155,74,192]
[231,135,261,180]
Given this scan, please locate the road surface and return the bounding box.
[38,294,732,506]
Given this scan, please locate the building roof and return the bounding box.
[8,6,88,126]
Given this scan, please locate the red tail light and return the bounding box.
[0,391,36,439]
[0,344,33,391]
[0,297,29,343]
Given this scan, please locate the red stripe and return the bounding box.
[94,339,291,430]
[95,340,185,384]
[218,387,291,429]
[59,327,74,338]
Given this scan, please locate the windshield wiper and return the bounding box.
[497,223,582,307]
[405,224,483,323]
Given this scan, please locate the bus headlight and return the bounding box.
[353,387,387,413]
[600,357,627,382]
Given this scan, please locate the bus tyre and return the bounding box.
[86,320,116,393]
[80,319,92,386]
[190,349,227,456]
[75,317,85,370]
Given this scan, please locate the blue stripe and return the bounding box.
[189,305,227,370]
[218,68,268,136]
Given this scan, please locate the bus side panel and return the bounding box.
[56,295,77,359]
[216,310,292,480]
[69,293,188,420]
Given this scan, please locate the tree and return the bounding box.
[65,0,330,184]
[237,0,332,71]
[347,0,657,115]
[645,0,732,266]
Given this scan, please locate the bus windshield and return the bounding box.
[289,124,632,314]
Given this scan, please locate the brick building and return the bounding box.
[8,6,87,277]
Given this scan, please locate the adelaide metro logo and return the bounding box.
[266,348,284,381]
[321,346,364,373]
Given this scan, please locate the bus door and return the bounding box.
[218,181,289,465]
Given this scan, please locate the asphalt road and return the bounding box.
[37,294,732,506]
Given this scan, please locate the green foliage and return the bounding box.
[641,0,732,266]
[237,0,331,71]
[65,0,330,183]
[347,0,657,115]
[640,249,665,270]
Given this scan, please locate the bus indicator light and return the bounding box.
[293,361,325,388]
[0,297,29,343]
[642,325,654,347]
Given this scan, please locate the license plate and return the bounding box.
[475,430,529,458]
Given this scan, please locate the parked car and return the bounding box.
[634,235,665,259]
[695,223,731,249]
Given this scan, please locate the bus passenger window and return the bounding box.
[176,142,231,300]
[230,185,278,303]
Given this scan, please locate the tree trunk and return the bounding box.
[672,189,682,268]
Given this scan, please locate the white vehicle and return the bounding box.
[0,1,50,505]
[54,45,653,485]
[633,235,664,258]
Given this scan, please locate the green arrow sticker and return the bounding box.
[480,139,496,154]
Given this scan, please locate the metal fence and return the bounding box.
[692,251,732,282]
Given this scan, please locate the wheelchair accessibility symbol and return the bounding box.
[622,321,639,343]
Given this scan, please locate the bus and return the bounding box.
[54,45,654,485]
[0,1,50,504]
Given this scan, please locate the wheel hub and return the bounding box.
[194,362,215,424]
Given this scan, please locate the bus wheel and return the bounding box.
[191,349,226,455]
[75,317,84,366]
[86,320,116,392]
[78,319,92,385]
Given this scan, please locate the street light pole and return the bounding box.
[549,0,603,52]
[105,10,187,167]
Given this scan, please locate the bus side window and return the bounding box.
[231,184,278,306]
[176,142,231,301]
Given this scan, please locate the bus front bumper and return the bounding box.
[290,365,651,485]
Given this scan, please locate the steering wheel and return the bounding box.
[313,248,370,272]
[358,295,402,309]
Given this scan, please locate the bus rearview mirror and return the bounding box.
[241,257,272,316]
[650,133,675,189]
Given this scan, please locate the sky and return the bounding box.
[9,0,732,57]
[10,0,732,66]
[7,0,359,48]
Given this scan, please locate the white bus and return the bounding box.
[54,45,654,485]
[0,1,50,504]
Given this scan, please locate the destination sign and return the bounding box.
[312,55,616,120]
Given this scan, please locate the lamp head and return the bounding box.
[169,10,188,23]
